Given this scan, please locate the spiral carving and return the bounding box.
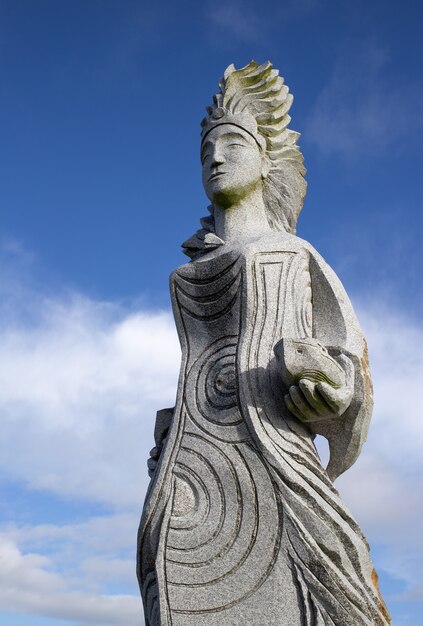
[166,434,281,614]
[184,337,250,443]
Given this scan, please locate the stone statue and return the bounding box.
[137,61,391,626]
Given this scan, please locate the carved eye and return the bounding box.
[296,348,303,354]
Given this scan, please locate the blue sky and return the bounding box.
[0,1,422,624]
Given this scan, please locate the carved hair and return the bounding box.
[183,61,307,258]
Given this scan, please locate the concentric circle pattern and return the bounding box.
[166,434,281,613]
[184,337,250,443]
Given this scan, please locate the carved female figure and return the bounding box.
[137,61,391,626]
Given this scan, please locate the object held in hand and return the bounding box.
[274,337,346,390]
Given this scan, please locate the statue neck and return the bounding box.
[213,187,272,243]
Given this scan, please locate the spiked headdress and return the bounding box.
[201,61,304,169]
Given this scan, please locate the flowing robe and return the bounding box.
[137,233,391,626]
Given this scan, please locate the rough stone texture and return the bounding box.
[137,61,391,625]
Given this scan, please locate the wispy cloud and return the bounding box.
[0,534,141,626]
[305,40,423,159]
[336,302,423,600]
[206,0,260,42]
[205,0,323,43]
[0,241,180,508]
[0,299,179,507]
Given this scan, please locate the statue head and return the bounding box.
[183,61,307,258]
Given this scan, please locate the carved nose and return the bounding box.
[211,149,225,166]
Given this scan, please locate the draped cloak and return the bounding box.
[137,233,391,626]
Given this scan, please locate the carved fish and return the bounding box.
[274,337,345,389]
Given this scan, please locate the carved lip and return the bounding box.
[208,171,226,182]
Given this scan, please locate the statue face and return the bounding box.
[201,124,265,208]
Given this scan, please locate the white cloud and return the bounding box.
[0,536,141,626]
[335,302,423,598]
[0,290,180,507]
[8,513,139,557]
[305,40,423,158]
[1,513,142,609]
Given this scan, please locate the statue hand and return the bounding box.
[147,407,174,478]
[147,447,160,478]
[147,436,169,478]
[284,354,354,423]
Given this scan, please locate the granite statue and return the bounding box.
[137,60,391,625]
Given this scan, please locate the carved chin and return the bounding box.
[206,183,235,208]
[207,181,260,209]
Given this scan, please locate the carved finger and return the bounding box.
[150,446,160,460]
[288,385,316,420]
[284,392,306,422]
[316,382,341,413]
[147,458,158,478]
[147,457,158,472]
[298,379,327,415]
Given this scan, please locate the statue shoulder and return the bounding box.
[239,233,365,358]
[240,231,321,260]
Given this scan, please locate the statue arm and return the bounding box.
[278,245,373,480]
[310,251,373,479]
